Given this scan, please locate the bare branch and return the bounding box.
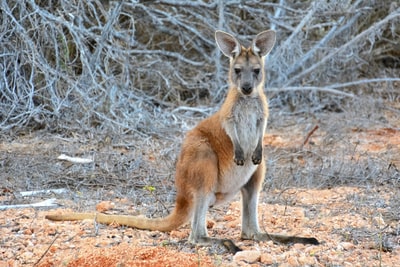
[0,0,398,135]
[267,86,355,97]
[282,7,400,88]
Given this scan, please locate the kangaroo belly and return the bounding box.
[212,161,258,206]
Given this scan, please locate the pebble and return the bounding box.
[233,250,261,264]
[337,242,355,251]
[260,253,274,264]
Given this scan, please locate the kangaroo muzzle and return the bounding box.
[241,82,253,95]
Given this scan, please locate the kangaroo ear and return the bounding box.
[215,30,241,58]
[252,30,276,57]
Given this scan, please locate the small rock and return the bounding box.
[260,253,274,265]
[223,215,235,221]
[206,219,215,229]
[226,220,239,228]
[170,229,189,239]
[96,201,115,212]
[298,255,316,265]
[20,251,34,261]
[233,250,261,264]
[337,242,355,251]
[293,243,305,250]
[23,228,33,235]
[287,255,300,266]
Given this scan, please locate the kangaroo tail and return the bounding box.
[46,195,192,232]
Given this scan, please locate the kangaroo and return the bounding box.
[46,30,319,252]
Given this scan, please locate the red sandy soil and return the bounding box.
[1,186,400,266]
[1,127,399,266]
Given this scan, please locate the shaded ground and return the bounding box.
[1,102,399,266]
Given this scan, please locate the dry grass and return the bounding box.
[0,3,399,264]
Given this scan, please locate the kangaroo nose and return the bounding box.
[241,83,253,94]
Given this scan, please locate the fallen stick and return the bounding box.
[0,198,58,210]
[303,125,319,146]
[58,154,93,163]
[34,233,60,266]
[19,188,68,197]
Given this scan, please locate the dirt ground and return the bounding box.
[1,185,400,267]
[1,105,399,266]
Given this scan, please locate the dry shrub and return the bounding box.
[0,0,399,135]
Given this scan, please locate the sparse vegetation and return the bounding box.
[0,0,399,266]
[1,0,399,135]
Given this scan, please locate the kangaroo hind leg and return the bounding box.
[183,146,241,253]
[240,163,319,245]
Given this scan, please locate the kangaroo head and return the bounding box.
[215,30,276,96]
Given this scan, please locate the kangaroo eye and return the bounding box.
[234,68,241,75]
[253,68,260,75]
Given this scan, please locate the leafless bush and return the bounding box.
[0,0,399,135]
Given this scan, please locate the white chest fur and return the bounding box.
[213,96,266,206]
[228,96,265,158]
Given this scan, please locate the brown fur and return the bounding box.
[46,30,319,252]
